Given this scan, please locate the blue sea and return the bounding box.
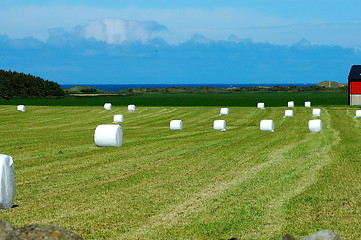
[60,83,315,91]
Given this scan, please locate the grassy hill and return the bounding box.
[0,105,360,239]
[316,81,347,88]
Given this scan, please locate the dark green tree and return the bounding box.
[0,69,66,99]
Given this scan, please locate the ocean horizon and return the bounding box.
[60,83,315,92]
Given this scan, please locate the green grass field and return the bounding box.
[0,103,360,239]
[0,92,348,106]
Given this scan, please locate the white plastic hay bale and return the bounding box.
[113,114,124,123]
[104,103,112,110]
[213,120,226,131]
[94,124,122,147]
[356,110,361,118]
[257,102,265,109]
[220,108,229,115]
[0,154,15,209]
[312,108,321,117]
[170,120,183,130]
[17,105,25,112]
[260,120,274,132]
[284,110,294,117]
[128,104,136,112]
[309,119,322,132]
[288,101,294,107]
[305,101,311,107]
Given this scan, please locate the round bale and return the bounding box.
[260,120,274,132]
[113,115,124,123]
[170,120,183,130]
[104,103,112,110]
[309,119,322,132]
[128,105,136,112]
[94,124,122,147]
[214,120,226,131]
[257,103,265,109]
[356,110,361,118]
[305,101,311,107]
[17,105,25,112]
[284,110,294,117]
[0,154,15,209]
[312,108,321,117]
[288,101,294,107]
[220,108,229,115]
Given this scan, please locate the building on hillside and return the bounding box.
[348,65,361,105]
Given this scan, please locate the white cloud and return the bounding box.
[45,18,167,45]
[187,34,212,44]
[77,19,167,44]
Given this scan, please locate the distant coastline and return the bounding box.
[60,83,316,92]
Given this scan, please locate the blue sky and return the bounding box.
[1,0,360,84]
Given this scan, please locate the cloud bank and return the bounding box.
[0,18,358,85]
[3,4,361,46]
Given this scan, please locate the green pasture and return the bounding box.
[0,104,360,239]
[0,92,347,106]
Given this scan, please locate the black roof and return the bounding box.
[348,65,361,80]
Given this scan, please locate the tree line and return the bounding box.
[0,69,66,99]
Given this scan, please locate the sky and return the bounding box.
[1,0,361,84]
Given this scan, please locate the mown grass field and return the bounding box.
[0,101,360,239]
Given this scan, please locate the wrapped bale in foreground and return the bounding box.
[94,125,123,147]
[0,154,15,209]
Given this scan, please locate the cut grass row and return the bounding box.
[0,104,360,239]
[0,92,347,106]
